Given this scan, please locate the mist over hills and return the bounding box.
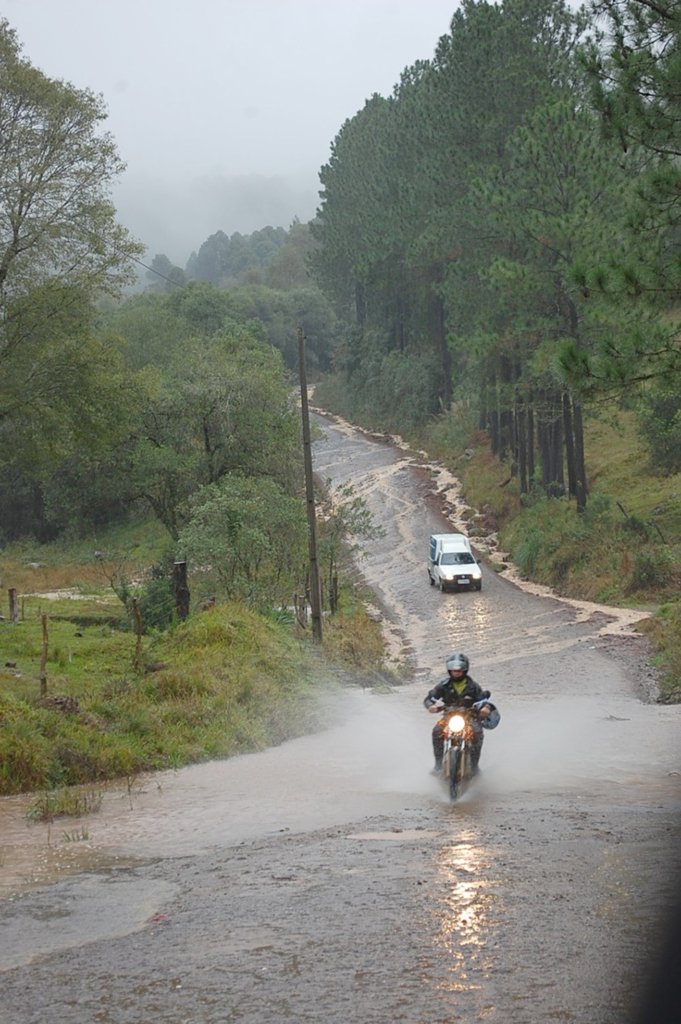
[113,169,321,268]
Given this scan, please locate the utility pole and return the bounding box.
[298,327,323,643]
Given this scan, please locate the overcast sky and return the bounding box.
[5,0,458,265]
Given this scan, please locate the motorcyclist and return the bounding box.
[424,652,498,773]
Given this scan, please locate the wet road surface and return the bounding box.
[1,412,680,1023]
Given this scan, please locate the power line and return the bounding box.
[132,253,186,289]
[82,224,188,290]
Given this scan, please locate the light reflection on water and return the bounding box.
[441,597,493,651]
[431,827,498,995]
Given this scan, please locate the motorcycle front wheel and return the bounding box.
[449,747,470,801]
[447,749,460,800]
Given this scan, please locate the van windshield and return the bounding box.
[440,552,474,565]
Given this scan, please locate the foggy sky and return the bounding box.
[4,0,458,266]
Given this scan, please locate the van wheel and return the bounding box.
[429,572,435,586]
[476,582,482,592]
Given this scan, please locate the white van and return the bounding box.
[428,533,482,592]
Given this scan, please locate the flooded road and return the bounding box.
[1,412,680,1023]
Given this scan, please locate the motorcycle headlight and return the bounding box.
[448,714,466,733]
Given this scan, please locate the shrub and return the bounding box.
[628,547,673,592]
[581,491,614,527]
[135,570,176,631]
[424,401,479,459]
[639,384,681,474]
[514,529,544,576]
[623,514,650,539]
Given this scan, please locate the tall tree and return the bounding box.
[0,21,141,320]
[127,331,302,538]
[0,19,142,508]
[145,254,186,293]
[586,0,681,160]
[572,1,681,395]
[476,98,634,506]
[311,0,587,427]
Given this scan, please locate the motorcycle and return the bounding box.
[434,695,495,801]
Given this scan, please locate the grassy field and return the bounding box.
[0,524,388,796]
[0,518,170,596]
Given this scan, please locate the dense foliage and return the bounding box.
[0,22,319,621]
[5,1,681,617]
[0,20,144,538]
[310,0,681,511]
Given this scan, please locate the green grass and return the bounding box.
[638,603,681,703]
[0,601,346,794]
[0,518,390,795]
[27,787,103,821]
[584,411,681,542]
[0,517,170,597]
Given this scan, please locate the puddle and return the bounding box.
[346,830,440,841]
[1,868,174,970]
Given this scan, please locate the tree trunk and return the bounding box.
[500,408,513,461]
[538,392,564,496]
[527,402,535,484]
[539,415,551,487]
[517,402,528,494]
[573,400,588,513]
[565,297,588,511]
[430,263,452,411]
[562,390,577,499]
[490,404,500,456]
[435,291,452,410]
[550,410,565,494]
[394,293,407,353]
[499,358,515,459]
[479,384,488,432]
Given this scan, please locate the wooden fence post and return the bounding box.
[8,588,18,623]
[173,561,190,621]
[132,598,143,669]
[39,613,48,696]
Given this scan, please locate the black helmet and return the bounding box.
[446,652,469,673]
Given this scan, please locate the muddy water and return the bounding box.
[1,413,680,1024]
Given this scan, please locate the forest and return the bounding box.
[2,0,681,795]
[312,0,681,504]
[0,14,345,618]
[2,1,681,620]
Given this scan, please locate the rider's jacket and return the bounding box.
[424,674,486,709]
